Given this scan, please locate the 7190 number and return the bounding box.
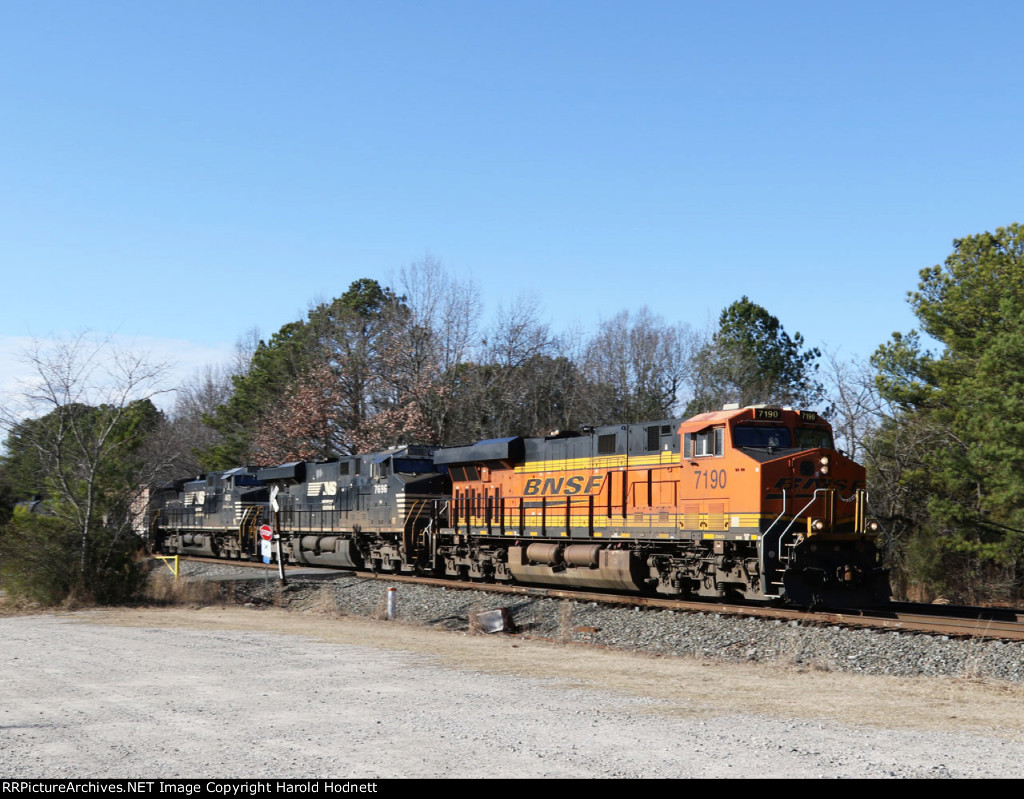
[694,469,727,490]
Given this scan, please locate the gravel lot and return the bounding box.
[2,561,1024,779]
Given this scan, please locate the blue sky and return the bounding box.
[2,1,1022,405]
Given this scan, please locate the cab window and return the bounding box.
[732,424,791,449]
[795,427,834,450]
[684,427,724,458]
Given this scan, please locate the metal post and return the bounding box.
[386,587,396,620]
[275,509,287,586]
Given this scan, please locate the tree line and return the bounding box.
[174,259,825,472]
[3,225,1023,605]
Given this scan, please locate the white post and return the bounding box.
[386,587,396,620]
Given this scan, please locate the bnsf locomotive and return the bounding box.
[152,405,890,607]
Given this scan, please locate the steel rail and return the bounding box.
[166,556,1024,641]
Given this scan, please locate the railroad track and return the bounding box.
[166,555,1024,642]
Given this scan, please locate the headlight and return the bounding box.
[812,519,825,532]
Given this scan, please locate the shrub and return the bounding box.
[0,514,146,606]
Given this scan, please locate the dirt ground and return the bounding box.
[88,606,1024,735]
[3,605,1024,778]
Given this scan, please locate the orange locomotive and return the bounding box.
[433,404,889,607]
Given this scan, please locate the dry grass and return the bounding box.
[145,571,224,607]
[466,599,487,633]
[0,593,50,617]
[774,629,840,673]
[305,583,343,616]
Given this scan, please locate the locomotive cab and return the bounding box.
[679,405,888,606]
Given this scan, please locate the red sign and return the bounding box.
[259,524,273,542]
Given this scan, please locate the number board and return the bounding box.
[754,408,781,420]
[800,411,818,422]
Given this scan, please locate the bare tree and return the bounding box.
[0,333,173,578]
[163,363,235,475]
[392,256,482,441]
[231,326,261,377]
[487,293,553,369]
[584,308,695,423]
[820,348,881,460]
[476,293,562,437]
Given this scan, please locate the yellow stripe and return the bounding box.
[513,451,678,473]
[464,511,774,533]
[462,512,835,537]
[455,529,767,543]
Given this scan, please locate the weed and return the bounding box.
[145,571,222,607]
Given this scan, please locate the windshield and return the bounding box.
[795,427,834,450]
[732,425,792,449]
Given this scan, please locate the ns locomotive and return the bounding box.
[151,405,890,608]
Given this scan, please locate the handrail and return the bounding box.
[759,488,786,596]
[776,488,827,544]
[760,488,828,598]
